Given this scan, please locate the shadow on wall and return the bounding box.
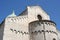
[0,20,5,40]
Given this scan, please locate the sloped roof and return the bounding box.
[18,9,27,16]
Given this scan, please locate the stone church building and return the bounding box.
[0,6,60,40]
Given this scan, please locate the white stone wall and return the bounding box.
[3,16,30,40]
[44,22,58,40]
[27,6,50,22]
[29,21,44,40]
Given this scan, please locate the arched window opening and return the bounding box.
[37,15,42,20]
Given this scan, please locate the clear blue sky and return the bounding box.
[0,0,60,30]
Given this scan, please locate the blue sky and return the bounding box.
[0,0,60,30]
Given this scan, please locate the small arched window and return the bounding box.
[37,15,42,20]
[53,38,56,40]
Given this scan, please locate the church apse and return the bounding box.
[29,12,57,40]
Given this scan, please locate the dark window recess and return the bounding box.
[53,38,56,40]
[37,15,42,20]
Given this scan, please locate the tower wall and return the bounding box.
[27,6,50,22]
[0,21,5,40]
[29,20,58,40]
[3,16,30,40]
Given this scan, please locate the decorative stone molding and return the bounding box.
[10,28,29,35]
[31,30,57,35]
[29,20,56,28]
[7,16,28,22]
